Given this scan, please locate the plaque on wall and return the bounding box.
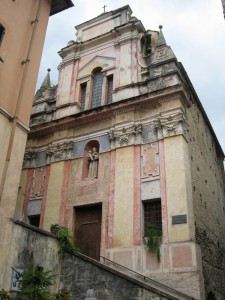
[172,214,187,225]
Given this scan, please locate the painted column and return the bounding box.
[131,39,138,84]
[22,168,34,221]
[59,160,71,226]
[113,146,134,247]
[107,150,116,248]
[57,63,74,107]
[39,165,50,229]
[42,161,64,231]
[114,43,120,89]
[133,145,141,246]
[164,135,194,242]
[69,59,79,103]
[159,139,168,244]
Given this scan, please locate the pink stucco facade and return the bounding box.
[17,5,225,299]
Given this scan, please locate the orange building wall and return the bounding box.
[0,0,50,125]
[0,0,51,290]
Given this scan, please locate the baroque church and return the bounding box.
[17,5,225,299]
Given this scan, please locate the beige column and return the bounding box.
[42,161,64,231]
[113,146,134,247]
[164,135,195,242]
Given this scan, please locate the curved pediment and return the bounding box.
[78,56,116,78]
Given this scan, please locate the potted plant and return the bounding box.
[54,226,80,254]
[143,224,162,262]
[50,224,60,235]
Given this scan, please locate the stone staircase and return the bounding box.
[60,251,196,300]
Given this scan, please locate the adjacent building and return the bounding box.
[222,0,225,18]
[0,0,74,290]
[18,5,225,299]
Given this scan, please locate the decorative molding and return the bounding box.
[155,48,169,61]
[109,123,142,149]
[141,142,159,178]
[23,150,37,168]
[113,106,137,115]
[31,167,45,198]
[147,74,180,93]
[152,63,174,77]
[153,112,188,139]
[151,46,175,65]
[46,141,74,164]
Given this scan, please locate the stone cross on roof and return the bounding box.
[102,5,107,13]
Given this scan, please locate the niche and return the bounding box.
[82,140,100,179]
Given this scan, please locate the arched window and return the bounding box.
[92,68,103,108]
[82,140,100,179]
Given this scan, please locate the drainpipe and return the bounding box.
[0,0,42,200]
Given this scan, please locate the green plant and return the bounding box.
[50,224,60,230]
[54,288,71,300]
[19,265,54,300]
[0,289,12,300]
[50,224,60,234]
[55,226,80,254]
[143,224,162,262]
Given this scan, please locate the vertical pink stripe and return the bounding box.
[59,160,71,226]
[23,169,34,221]
[131,39,138,83]
[115,46,120,89]
[39,165,50,229]
[159,140,168,243]
[69,61,78,102]
[107,150,116,248]
[133,145,141,246]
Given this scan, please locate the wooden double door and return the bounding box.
[74,205,102,261]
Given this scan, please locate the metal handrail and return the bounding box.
[100,255,195,300]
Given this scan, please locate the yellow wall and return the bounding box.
[43,162,64,231]
[113,146,134,247]
[0,126,27,288]
[164,135,194,242]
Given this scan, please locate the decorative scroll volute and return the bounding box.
[46,141,73,164]
[23,150,37,169]
[109,123,142,149]
[154,112,187,140]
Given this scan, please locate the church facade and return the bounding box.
[17,6,225,299]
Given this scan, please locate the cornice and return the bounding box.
[0,106,14,120]
[0,106,30,133]
[28,86,189,138]
[23,106,188,168]
[59,23,140,62]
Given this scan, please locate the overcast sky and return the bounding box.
[36,0,225,154]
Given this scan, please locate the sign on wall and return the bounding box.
[11,269,23,291]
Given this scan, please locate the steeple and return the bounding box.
[40,68,51,89]
[157,25,166,47]
[34,68,52,101]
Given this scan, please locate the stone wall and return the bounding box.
[9,221,61,291]
[7,222,195,300]
[186,100,225,300]
[60,251,194,300]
